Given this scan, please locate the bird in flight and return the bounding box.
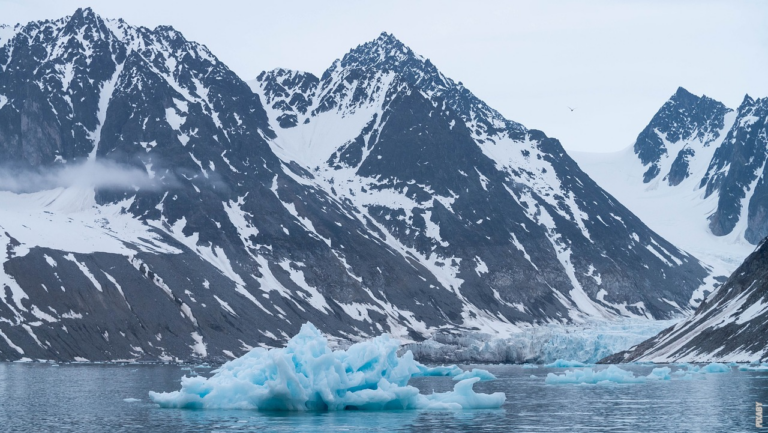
[567,106,575,112]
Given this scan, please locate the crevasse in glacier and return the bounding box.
[149,323,505,411]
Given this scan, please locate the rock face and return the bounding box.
[633,87,733,186]
[573,87,768,300]
[601,237,768,363]
[0,10,707,362]
[702,95,768,243]
[598,87,768,246]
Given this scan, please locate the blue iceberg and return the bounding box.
[544,359,589,368]
[646,367,672,380]
[452,369,496,381]
[149,323,505,411]
[672,362,731,375]
[739,363,768,372]
[545,366,673,385]
[545,365,645,384]
[700,363,731,373]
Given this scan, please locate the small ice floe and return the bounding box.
[544,359,589,368]
[521,364,538,369]
[646,367,671,380]
[700,363,730,373]
[739,363,768,372]
[545,365,672,385]
[149,323,505,411]
[452,369,496,381]
[672,362,732,375]
[123,398,141,403]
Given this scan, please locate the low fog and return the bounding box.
[0,160,175,193]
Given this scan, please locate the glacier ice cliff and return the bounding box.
[404,319,676,364]
[149,323,505,411]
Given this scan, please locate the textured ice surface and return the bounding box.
[700,363,731,373]
[546,366,675,385]
[405,318,676,364]
[544,359,589,368]
[453,369,496,381]
[149,323,505,411]
[646,367,672,380]
[545,362,733,385]
[545,365,646,384]
[673,362,732,375]
[739,363,768,372]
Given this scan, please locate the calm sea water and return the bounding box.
[0,362,764,432]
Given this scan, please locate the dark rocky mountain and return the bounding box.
[617,87,768,245]
[633,87,732,185]
[574,88,768,319]
[0,10,708,362]
[702,95,768,243]
[252,37,711,323]
[602,237,768,363]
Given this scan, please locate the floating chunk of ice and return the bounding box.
[521,364,538,369]
[739,363,768,372]
[700,363,731,373]
[544,359,588,368]
[545,365,646,384]
[416,364,463,377]
[453,369,496,381]
[123,398,141,403]
[646,367,671,380]
[149,323,504,411]
[673,362,731,374]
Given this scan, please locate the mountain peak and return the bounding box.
[674,86,693,97]
[373,31,405,48]
[70,7,102,25]
[669,86,699,105]
[337,31,421,72]
[741,93,755,107]
[63,6,110,39]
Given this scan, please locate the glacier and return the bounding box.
[404,318,676,364]
[149,323,505,411]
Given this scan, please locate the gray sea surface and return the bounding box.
[0,362,763,432]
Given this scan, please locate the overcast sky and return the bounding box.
[2,0,766,152]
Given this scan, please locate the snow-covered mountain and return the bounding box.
[251,37,711,319]
[573,88,768,281]
[0,10,709,362]
[602,237,768,363]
